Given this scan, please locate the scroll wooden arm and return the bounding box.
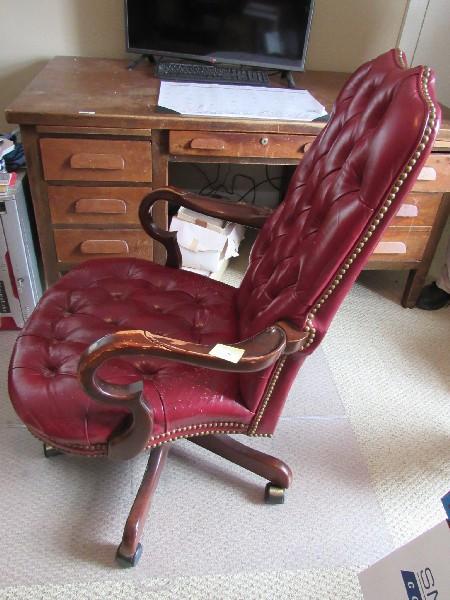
[139,186,274,268]
[78,322,306,460]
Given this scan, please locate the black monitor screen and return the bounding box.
[125,0,315,71]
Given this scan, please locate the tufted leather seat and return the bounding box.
[9,258,253,452]
[7,50,441,566]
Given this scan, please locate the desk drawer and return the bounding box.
[390,192,441,227]
[54,229,153,263]
[169,131,315,159]
[369,227,430,262]
[412,154,450,192]
[48,186,151,225]
[40,138,152,182]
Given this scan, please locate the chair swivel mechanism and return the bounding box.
[8,50,440,566]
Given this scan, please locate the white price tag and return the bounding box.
[209,344,245,363]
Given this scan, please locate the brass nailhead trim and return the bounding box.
[147,428,250,448]
[396,48,406,69]
[248,356,287,435]
[29,422,249,454]
[297,66,436,353]
[28,430,107,456]
[148,421,247,442]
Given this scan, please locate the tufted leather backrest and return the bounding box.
[238,49,439,343]
[237,49,440,420]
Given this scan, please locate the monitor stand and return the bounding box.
[281,70,297,89]
[127,54,152,71]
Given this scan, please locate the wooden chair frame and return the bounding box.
[76,187,305,565]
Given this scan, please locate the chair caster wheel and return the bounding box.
[264,482,285,504]
[116,543,143,568]
[43,443,63,458]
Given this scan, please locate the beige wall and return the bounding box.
[0,0,127,132]
[0,0,408,131]
[407,0,450,106]
[307,0,408,71]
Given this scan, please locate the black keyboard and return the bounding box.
[156,62,270,86]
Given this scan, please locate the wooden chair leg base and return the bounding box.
[116,542,143,568]
[264,482,285,504]
[117,445,169,565]
[43,443,63,458]
[190,434,292,501]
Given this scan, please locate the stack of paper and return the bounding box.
[158,82,327,122]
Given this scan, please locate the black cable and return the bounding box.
[229,173,256,204]
[199,163,222,194]
[218,164,234,195]
[230,173,257,202]
[238,175,284,204]
[203,164,235,197]
[231,173,255,190]
[180,163,283,206]
[264,165,281,191]
[190,163,217,188]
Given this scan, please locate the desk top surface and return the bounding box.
[6,56,450,141]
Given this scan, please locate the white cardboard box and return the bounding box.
[169,208,244,275]
[173,207,227,233]
[183,258,229,281]
[358,520,450,600]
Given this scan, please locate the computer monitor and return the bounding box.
[125,0,315,72]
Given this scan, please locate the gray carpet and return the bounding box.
[0,331,391,588]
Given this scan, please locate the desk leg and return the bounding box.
[21,126,59,287]
[402,268,424,307]
[402,193,449,308]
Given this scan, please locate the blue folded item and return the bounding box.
[1,133,26,172]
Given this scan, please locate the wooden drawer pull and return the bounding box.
[373,241,407,255]
[70,153,125,170]
[302,142,313,152]
[395,204,418,218]
[189,138,226,151]
[80,240,129,254]
[418,166,437,181]
[74,198,127,214]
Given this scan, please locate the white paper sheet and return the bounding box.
[158,82,327,121]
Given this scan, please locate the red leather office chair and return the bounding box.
[8,50,440,567]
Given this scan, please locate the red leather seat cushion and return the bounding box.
[9,259,253,450]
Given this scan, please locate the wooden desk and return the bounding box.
[5,57,450,306]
